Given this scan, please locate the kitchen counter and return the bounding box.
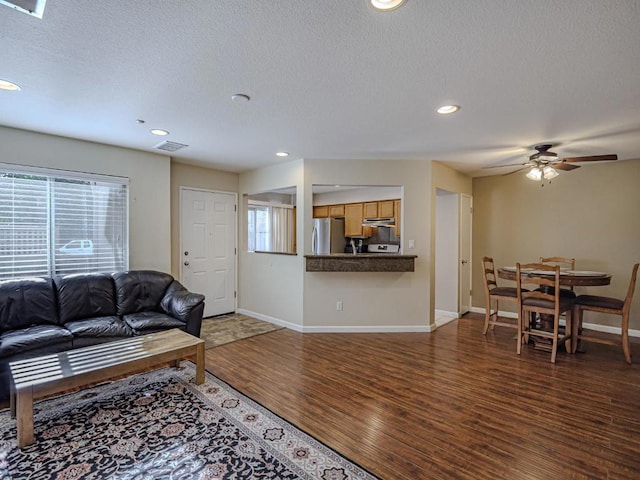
[304,253,417,272]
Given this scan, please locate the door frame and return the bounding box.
[458,193,473,315]
[179,186,238,315]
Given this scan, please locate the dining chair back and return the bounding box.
[572,263,639,364]
[539,256,577,296]
[516,262,574,363]
[481,257,521,334]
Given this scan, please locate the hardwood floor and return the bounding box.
[205,313,640,480]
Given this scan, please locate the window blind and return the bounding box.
[0,167,128,280]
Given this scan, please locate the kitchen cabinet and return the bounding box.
[345,203,368,237]
[313,205,329,218]
[328,204,345,217]
[394,199,401,236]
[378,200,394,218]
[364,200,394,219]
[363,202,378,219]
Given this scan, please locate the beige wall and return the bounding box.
[169,162,239,278]
[238,159,305,328]
[303,158,432,330]
[472,158,640,330]
[0,126,172,272]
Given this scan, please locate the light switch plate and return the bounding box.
[408,239,415,249]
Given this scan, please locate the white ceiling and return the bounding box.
[1,0,639,177]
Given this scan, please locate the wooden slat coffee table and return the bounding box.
[9,328,205,448]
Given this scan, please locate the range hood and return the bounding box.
[362,217,395,227]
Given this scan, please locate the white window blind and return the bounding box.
[0,166,128,280]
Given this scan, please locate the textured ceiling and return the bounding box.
[1,0,639,176]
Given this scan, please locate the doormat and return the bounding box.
[200,313,284,349]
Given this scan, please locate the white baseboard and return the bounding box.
[237,309,304,332]
[237,308,433,333]
[469,307,640,337]
[435,310,458,329]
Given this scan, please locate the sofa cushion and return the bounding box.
[64,316,132,338]
[0,277,59,332]
[112,271,174,316]
[54,273,117,324]
[0,325,73,359]
[123,311,186,333]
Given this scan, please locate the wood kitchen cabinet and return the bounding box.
[345,203,367,237]
[363,202,378,219]
[364,200,394,219]
[394,199,401,236]
[313,205,329,218]
[378,200,394,218]
[328,204,345,217]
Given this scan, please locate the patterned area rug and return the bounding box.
[200,313,284,349]
[0,363,377,479]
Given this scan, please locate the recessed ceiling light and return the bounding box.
[231,94,250,102]
[370,0,406,11]
[0,79,21,91]
[276,152,289,157]
[436,105,460,114]
[150,129,169,136]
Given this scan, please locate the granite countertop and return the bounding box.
[303,253,417,258]
[304,253,417,272]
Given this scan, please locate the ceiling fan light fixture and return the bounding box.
[526,167,542,181]
[543,166,559,179]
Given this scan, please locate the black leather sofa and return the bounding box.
[0,270,205,402]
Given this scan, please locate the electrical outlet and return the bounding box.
[336,301,343,311]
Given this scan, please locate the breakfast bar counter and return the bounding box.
[304,254,417,272]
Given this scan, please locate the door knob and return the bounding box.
[461,259,468,265]
[184,251,189,256]
[184,261,190,266]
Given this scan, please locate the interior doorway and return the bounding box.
[180,187,237,318]
[435,189,473,325]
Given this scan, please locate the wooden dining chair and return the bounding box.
[572,263,639,364]
[481,257,523,334]
[539,256,577,297]
[516,263,574,363]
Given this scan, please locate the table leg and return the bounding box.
[171,359,181,369]
[195,343,205,385]
[9,381,16,419]
[16,387,34,448]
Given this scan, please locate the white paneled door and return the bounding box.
[181,188,236,318]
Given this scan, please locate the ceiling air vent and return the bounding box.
[154,141,189,153]
[0,0,47,18]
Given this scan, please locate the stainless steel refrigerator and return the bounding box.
[311,218,346,254]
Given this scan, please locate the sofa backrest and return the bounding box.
[112,270,174,316]
[53,273,117,324]
[0,277,59,332]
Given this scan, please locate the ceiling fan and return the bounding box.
[486,144,618,181]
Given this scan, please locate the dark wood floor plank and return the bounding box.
[205,313,640,480]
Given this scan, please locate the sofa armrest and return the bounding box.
[160,281,205,337]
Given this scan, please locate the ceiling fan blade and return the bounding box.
[554,162,580,171]
[483,162,528,169]
[502,166,529,176]
[563,154,618,163]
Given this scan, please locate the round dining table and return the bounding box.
[497,267,611,287]
[498,267,611,353]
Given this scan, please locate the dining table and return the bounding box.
[497,266,612,352]
[497,266,611,288]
